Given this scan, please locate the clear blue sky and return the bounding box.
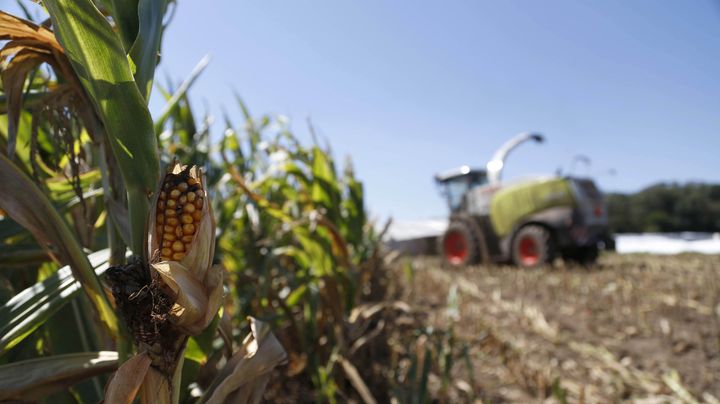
[9,1,720,220]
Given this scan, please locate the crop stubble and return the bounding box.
[402,253,720,402]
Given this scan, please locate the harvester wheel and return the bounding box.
[439,220,479,267]
[512,225,554,269]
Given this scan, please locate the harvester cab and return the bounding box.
[435,166,487,212]
[435,132,611,269]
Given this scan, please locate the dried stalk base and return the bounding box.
[107,260,188,379]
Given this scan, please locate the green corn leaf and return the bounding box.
[0,351,118,402]
[0,249,112,356]
[43,0,160,256]
[46,169,102,195]
[233,93,262,157]
[273,246,311,272]
[184,312,221,365]
[129,0,169,100]
[108,0,140,51]
[0,112,34,177]
[310,147,340,220]
[154,55,210,135]
[184,337,207,364]
[44,297,105,401]
[285,284,308,308]
[341,162,365,246]
[292,226,333,276]
[0,153,119,337]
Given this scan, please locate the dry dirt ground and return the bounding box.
[401,253,720,403]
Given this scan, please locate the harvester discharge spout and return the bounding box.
[486,132,544,185]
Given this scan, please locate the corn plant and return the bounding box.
[0,2,285,402]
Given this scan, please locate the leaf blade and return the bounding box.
[0,249,113,355]
[129,0,169,100]
[0,153,119,336]
[0,351,118,401]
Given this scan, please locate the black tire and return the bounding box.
[439,220,480,267]
[511,225,554,269]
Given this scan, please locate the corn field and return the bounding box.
[6,2,713,404]
[0,2,448,402]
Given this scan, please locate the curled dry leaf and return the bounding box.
[203,317,288,404]
[0,11,92,157]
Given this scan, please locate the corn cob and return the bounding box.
[154,167,204,261]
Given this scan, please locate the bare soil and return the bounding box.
[401,253,720,403]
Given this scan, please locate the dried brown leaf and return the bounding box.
[0,11,61,50]
[0,11,92,157]
[2,49,51,157]
[203,318,287,404]
[104,352,151,404]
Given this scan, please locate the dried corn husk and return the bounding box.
[147,163,222,335]
[104,352,151,404]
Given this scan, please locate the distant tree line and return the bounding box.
[605,183,720,233]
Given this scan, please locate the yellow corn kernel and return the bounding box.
[172,240,185,252]
[182,223,195,235]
